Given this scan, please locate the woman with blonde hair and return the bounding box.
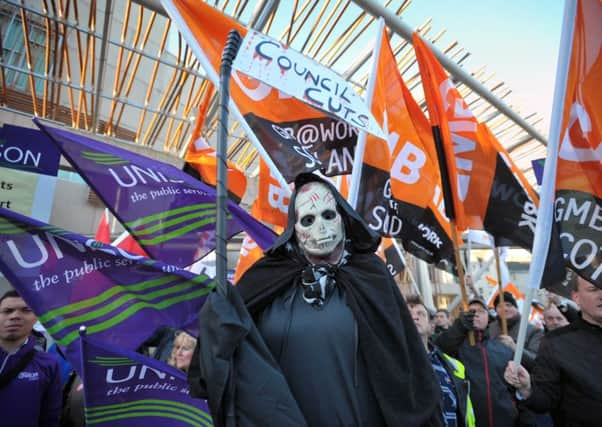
[168,331,197,373]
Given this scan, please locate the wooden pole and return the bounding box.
[450,221,475,345]
[494,246,508,335]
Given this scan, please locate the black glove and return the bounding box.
[458,310,476,331]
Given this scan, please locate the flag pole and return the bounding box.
[348,17,385,209]
[78,326,89,426]
[513,0,577,367]
[216,29,243,295]
[494,246,508,335]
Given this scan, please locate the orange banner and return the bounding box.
[413,33,497,231]
[556,0,602,196]
[251,159,290,228]
[354,27,456,268]
[554,0,602,287]
[233,233,264,284]
[167,0,358,180]
[365,29,440,210]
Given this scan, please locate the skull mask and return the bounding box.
[294,182,345,261]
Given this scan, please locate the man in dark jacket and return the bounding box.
[488,292,543,370]
[505,275,602,427]
[435,297,518,427]
[407,295,476,427]
[0,290,62,427]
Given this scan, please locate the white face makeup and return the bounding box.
[294,182,344,258]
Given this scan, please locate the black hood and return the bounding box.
[268,173,381,256]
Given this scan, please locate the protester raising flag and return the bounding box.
[0,207,215,368]
[80,333,213,426]
[553,0,602,288]
[184,84,247,203]
[353,25,456,270]
[163,0,359,184]
[35,120,276,267]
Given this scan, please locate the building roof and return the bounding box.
[1,0,547,184]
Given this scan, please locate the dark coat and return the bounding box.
[239,173,442,426]
[488,316,543,370]
[0,337,62,427]
[524,317,602,427]
[436,320,518,427]
[190,173,442,427]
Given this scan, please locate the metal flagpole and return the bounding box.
[513,0,577,367]
[216,29,243,295]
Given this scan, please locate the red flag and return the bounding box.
[554,0,602,286]
[112,231,148,257]
[95,209,110,243]
[185,84,248,202]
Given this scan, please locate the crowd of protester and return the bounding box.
[1,269,600,426]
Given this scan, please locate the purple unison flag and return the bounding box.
[34,119,276,267]
[0,207,214,368]
[80,333,213,426]
[0,124,61,177]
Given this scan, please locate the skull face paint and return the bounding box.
[294,182,344,258]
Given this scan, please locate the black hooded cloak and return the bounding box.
[236,173,442,426]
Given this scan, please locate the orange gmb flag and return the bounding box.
[482,124,539,208]
[413,33,497,231]
[185,84,247,202]
[251,158,290,228]
[554,0,602,286]
[354,27,455,269]
[233,233,264,284]
[368,28,440,210]
[165,0,358,181]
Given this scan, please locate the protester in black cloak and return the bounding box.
[231,173,442,426]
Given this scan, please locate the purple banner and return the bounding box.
[0,125,61,176]
[34,119,276,267]
[81,334,213,426]
[0,207,214,368]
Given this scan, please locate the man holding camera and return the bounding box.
[435,297,518,427]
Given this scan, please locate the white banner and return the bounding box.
[234,30,386,139]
